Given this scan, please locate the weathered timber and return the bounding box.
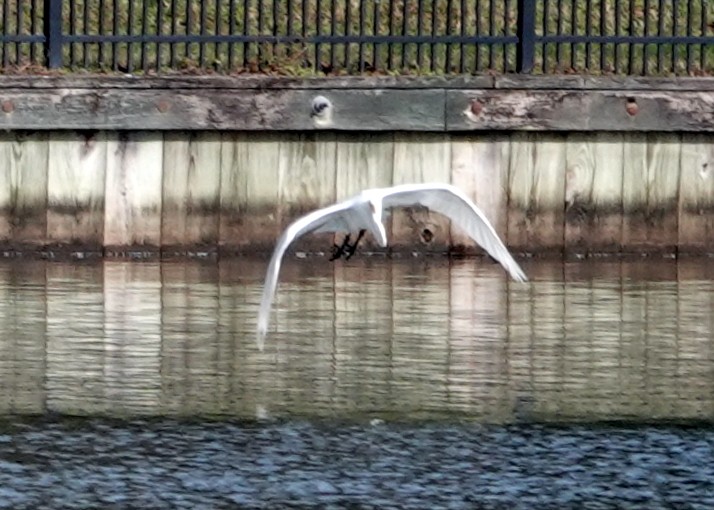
[278,133,337,252]
[0,129,705,255]
[494,75,714,91]
[47,132,106,250]
[2,74,712,91]
[334,133,394,250]
[564,133,624,254]
[104,132,163,252]
[0,132,48,249]
[507,134,567,254]
[447,90,714,132]
[0,75,496,90]
[622,134,681,254]
[391,133,451,252]
[219,132,282,252]
[450,134,510,254]
[678,134,714,253]
[162,132,222,252]
[0,88,445,131]
[0,75,713,133]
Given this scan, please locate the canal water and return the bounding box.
[0,256,713,508]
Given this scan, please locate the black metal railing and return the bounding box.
[0,0,712,75]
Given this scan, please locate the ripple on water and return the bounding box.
[0,419,713,509]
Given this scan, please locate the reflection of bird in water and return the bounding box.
[256,183,528,350]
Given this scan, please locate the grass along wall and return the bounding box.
[0,129,711,257]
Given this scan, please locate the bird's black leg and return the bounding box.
[344,229,366,260]
[329,233,351,261]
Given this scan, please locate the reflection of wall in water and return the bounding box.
[0,259,712,423]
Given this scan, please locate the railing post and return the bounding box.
[43,0,63,68]
[516,0,536,73]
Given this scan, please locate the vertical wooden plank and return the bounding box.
[104,132,163,252]
[391,133,451,252]
[47,132,107,251]
[647,134,681,254]
[0,133,49,250]
[622,133,681,254]
[335,133,394,199]
[621,133,648,254]
[278,133,337,253]
[334,133,394,250]
[450,133,510,254]
[103,261,162,414]
[219,133,282,253]
[507,133,567,254]
[0,134,13,243]
[564,133,624,254]
[162,132,222,252]
[678,133,714,253]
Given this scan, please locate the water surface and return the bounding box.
[1,256,712,423]
[1,256,713,508]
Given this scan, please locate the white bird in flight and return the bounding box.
[256,183,528,350]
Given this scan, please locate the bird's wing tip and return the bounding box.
[512,268,529,283]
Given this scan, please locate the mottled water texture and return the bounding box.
[0,256,713,508]
[1,418,713,509]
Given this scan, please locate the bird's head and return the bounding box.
[368,198,388,248]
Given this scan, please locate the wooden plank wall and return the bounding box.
[0,131,709,255]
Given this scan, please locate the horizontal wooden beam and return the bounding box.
[447,90,714,132]
[4,74,714,91]
[0,88,445,131]
[0,74,712,131]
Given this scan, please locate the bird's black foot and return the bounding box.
[329,234,351,261]
[344,229,367,260]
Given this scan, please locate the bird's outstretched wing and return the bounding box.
[378,183,528,283]
[256,199,370,350]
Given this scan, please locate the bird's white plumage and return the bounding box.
[256,183,527,350]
